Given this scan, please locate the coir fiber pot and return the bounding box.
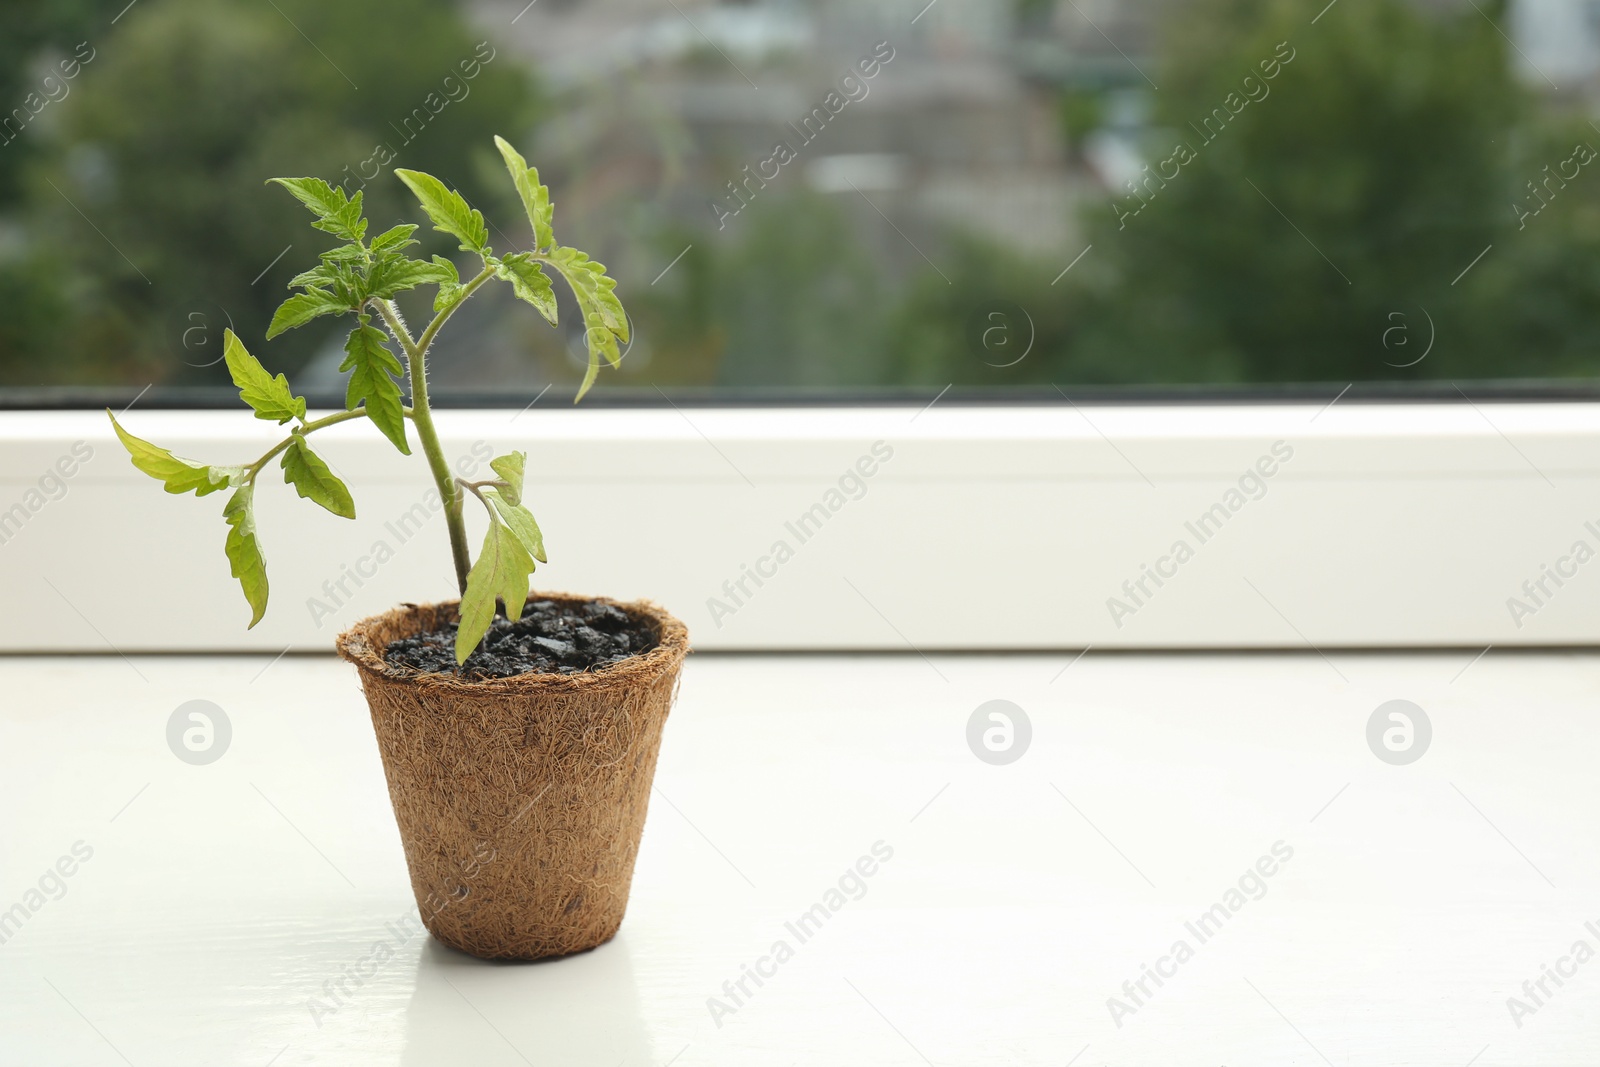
[335,593,689,960]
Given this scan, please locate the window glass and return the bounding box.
[0,0,1592,400]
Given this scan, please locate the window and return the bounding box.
[3,0,1594,655]
[4,0,1596,400]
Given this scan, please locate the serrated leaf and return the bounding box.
[494,135,555,250]
[268,176,345,219]
[394,169,488,254]
[289,249,363,293]
[224,330,305,424]
[488,450,525,505]
[368,256,457,300]
[483,486,546,564]
[456,520,535,664]
[370,224,419,254]
[267,289,349,339]
[546,246,627,341]
[431,255,464,314]
[585,310,624,366]
[320,244,368,267]
[222,484,269,628]
[570,315,623,402]
[544,245,628,402]
[341,317,410,455]
[268,177,366,242]
[494,253,557,325]
[577,346,601,403]
[318,200,367,243]
[287,262,342,289]
[280,436,355,519]
[107,411,243,497]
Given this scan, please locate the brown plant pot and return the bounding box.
[334,593,689,961]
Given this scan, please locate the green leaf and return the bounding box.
[456,521,535,664]
[222,484,269,628]
[544,245,629,400]
[341,317,410,455]
[268,177,366,242]
[493,135,555,251]
[393,169,488,254]
[267,289,349,339]
[569,317,623,402]
[483,486,546,564]
[107,411,242,497]
[367,256,457,300]
[287,262,342,290]
[280,436,355,519]
[268,176,345,219]
[494,253,557,325]
[577,347,601,403]
[431,255,465,314]
[288,245,365,298]
[369,224,419,254]
[319,243,368,267]
[488,450,525,505]
[224,330,305,424]
[546,246,627,341]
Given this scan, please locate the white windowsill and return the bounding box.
[1,648,1595,1063]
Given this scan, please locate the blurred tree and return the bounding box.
[856,0,1600,391]
[0,0,535,386]
[9,0,1600,394]
[883,233,1083,386]
[1458,114,1600,379]
[633,192,888,387]
[1059,0,1600,384]
[0,0,100,203]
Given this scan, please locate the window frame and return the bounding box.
[2,396,1596,652]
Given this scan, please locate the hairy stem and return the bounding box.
[374,299,467,593]
[416,266,496,356]
[371,299,419,360]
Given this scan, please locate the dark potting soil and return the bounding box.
[384,598,659,679]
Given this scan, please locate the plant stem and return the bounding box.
[412,386,470,592]
[244,406,393,481]
[372,266,496,596]
[417,266,496,355]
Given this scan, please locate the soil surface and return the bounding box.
[384,598,659,679]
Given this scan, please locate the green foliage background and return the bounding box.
[0,0,534,386]
[4,0,1600,391]
[884,0,1600,387]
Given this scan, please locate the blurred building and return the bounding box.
[470,0,1089,259]
[1513,0,1600,88]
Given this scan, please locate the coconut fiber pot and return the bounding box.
[335,593,689,960]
